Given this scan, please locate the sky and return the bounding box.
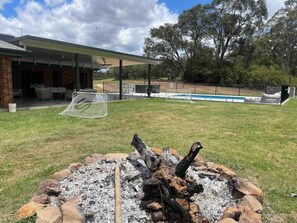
[0,0,287,55]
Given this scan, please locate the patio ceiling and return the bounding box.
[8,35,161,68]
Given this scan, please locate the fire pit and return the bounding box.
[17,135,264,223]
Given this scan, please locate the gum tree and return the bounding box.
[268,0,297,84]
[144,23,186,80]
[203,0,268,81]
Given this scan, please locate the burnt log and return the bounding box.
[130,134,210,223]
[131,134,160,170]
[175,142,203,178]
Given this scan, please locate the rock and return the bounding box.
[68,163,83,172]
[193,155,204,166]
[39,179,61,196]
[67,175,75,181]
[167,147,179,157]
[61,203,84,223]
[30,194,49,204]
[36,206,62,223]
[127,151,141,160]
[146,202,162,211]
[105,153,128,162]
[84,153,104,164]
[231,178,263,201]
[151,211,164,222]
[58,194,67,203]
[151,147,163,156]
[189,202,200,215]
[66,195,83,206]
[220,207,241,220]
[240,195,263,213]
[218,218,238,223]
[51,169,71,180]
[206,162,237,179]
[239,208,262,223]
[17,202,45,220]
[49,196,61,207]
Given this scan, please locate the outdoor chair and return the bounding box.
[35,87,53,101]
[260,92,281,104]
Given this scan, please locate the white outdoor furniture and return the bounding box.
[51,87,66,100]
[260,92,281,104]
[35,87,53,101]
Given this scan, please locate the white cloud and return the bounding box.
[0,0,178,55]
[44,0,67,7]
[1,0,284,55]
[266,0,286,18]
[0,0,12,10]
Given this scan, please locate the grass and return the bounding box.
[0,98,296,222]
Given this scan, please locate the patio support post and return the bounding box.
[147,64,151,97]
[119,59,123,100]
[75,53,80,91]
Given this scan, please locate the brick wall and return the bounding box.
[0,56,13,108]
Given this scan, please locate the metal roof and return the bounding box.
[0,40,29,57]
[8,35,161,68]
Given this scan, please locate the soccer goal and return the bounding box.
[59,92,107,118]
[165,89,192,103]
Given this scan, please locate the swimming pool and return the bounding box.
[175,94,246,102]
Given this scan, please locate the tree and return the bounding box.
[178,4,216,82]
[203,0,268,80]
[143,0,268,85]
[143,23,186,80]
[268,0,297,85]
[178,4,206,62]
[251,35,274,68]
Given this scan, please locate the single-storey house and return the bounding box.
[0,34,160,108]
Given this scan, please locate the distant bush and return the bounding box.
[245,65,289,88]
[93,70,114,80]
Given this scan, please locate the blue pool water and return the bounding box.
[176,94,246,102]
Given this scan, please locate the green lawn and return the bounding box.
[0,99,296,222]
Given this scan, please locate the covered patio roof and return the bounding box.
[0,40,29,57]
[8,35,161,68]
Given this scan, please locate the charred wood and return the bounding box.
[175,141,203,178]
[131,134,160,170]
[131,135,210,223]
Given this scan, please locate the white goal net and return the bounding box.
[59,92,107,118]
[165,89,192,103]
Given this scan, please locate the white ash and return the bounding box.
[120,159,151,222]
[60,157,237,223]
[60,162,116,222]
[188,167,238,222]
[60,159,151,223]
